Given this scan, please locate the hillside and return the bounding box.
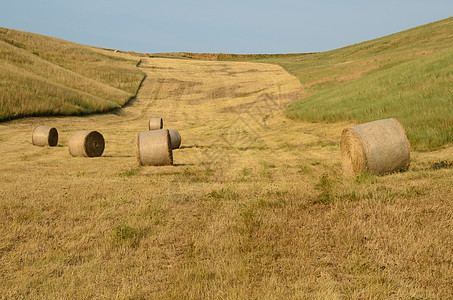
[155,17,453,150]
[0,28,145,121]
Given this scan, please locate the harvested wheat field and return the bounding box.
[1,57,453,299]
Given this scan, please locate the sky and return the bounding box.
[1,0,452,54]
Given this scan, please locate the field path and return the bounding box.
[4,57,451,298]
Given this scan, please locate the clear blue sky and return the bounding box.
[1,0,452,54]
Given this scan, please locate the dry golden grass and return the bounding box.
[1,57,452,298]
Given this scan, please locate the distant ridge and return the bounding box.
[148,52,315,61]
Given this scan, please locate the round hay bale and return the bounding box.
[68,130,105,157]
[136,129,173,166]
[340,118,410,176]
[32,126,58,147]
[149,117,163,130]
[168,129,181,149]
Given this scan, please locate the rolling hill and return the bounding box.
[0,27,145,121]
[153,17,453,150]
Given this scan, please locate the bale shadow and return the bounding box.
[179,145,208,149]
[412,160,453,172]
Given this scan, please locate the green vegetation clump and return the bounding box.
[0,27,144,121]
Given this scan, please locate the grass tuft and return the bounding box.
[118,167,140,177]
[205,187,239,200]
[111,225,145,248]
[313,173,334,204]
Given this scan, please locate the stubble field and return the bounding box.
[1,57,452,298]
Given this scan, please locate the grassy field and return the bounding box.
[0,27,144,121]
[155,17,453,150]
[1,54,453,299]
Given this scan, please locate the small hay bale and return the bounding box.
[149,117,163,130]
[168,129,181,149]
[136,129,173,166]
[32,126,58,147]
[340,118,410,176]
[68,130,105,157]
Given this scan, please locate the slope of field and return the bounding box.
[1,57,452,298]
[157,17,453,150]
[0,28,144,121]
[251,17,453,150]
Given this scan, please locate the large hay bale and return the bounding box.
[32,126,58,147]
[168,129,181,149]
[68,130,105,157]
[149,117,163,130]
[340,118,410,176]
[136,129,173,166]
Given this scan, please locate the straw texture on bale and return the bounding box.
[68,130,105,157]
[168,129,182,149]
[136,129,173,166]
[32,126,58,147]
[340,118,410,176]
[149,117,163,130]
